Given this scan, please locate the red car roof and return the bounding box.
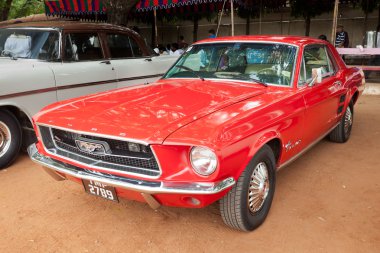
[195,35,327,47]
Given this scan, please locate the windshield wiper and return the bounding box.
[175,65,205,81]
[249,78,268,88]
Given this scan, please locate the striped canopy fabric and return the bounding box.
[44,0,106,18]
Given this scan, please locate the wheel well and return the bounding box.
[266,138,281,164]
[1,105,32,129]
[351,91,359,105]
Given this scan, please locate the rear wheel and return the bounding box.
[0,110,22,169]
[329,101,353,143]
[219,144,276,231]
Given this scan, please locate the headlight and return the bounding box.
[190,147,218,176]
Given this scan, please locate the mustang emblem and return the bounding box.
[75,138,111,155]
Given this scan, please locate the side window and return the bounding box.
[39,32,60,61]
[107,33,143,58]
[107,34,133,58]
[65,33,103,61]
[303,45,334,82]
[325,47,338,73]
[129,37,143,57]
[298,58,307,86]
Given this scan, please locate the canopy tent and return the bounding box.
[44,0,107,21]
[136,0,240,45]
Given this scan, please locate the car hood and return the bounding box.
[35,79,266,144]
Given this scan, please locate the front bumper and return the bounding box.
[28,144,235,207]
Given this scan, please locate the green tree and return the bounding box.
[357,0,380,30]
[237,0,287,35]
[0,0,13,21]
[8,0,44,20]
[103,0,141,25]
[289,0,334,36]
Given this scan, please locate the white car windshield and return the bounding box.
[0,28,59,60]
[164,42,297,86]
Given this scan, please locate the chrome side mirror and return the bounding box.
[308,68,322,87]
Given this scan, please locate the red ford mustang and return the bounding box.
[28,36,365,231]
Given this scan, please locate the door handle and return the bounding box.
[333,81,342,86]
[100,60,111,65]
[144,58,152,62]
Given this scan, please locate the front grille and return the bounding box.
[38,126,161,177]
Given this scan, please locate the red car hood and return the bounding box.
[35,79,266,144]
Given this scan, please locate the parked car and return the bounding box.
[0,21,178,168]
[28,36,365,231]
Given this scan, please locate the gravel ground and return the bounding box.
[0,96,379,253]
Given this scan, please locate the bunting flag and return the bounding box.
[44,0,107,21]
[136,0,241,12]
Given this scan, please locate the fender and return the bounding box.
[0,102,33,123]
[238,130,282,178]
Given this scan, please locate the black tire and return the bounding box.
[0,110,22,169]
[220,144,276,231]
[329,101,354,143]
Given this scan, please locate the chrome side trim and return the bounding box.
[278,122,340,170]
[28,143,235,195]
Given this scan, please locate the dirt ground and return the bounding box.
[0,96,379,253]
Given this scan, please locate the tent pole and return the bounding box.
[259,0,262,34]
[230,0,234,36]
[154,9,158,47]
[216,0,227,37]
[331,0,339,44]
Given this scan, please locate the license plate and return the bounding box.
[82,179,118,202]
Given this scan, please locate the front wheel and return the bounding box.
[329,101,354,143]
[0,110,22,169]
[220,144,276,231]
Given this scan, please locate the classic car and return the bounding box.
[28,36,365,231]
[0,21,178,168]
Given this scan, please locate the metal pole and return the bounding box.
[153,9,158,47]
[216,0,227,37]
[259,0,262,34]
[331,0,339,45]
[230,0,234,36]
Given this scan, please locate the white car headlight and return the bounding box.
[190,147,218,176]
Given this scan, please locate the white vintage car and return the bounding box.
[0,21,178,168]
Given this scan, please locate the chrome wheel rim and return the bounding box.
[0,121,11,158]
[344,107,353,136]
[248,162,269,213]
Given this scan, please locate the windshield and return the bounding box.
[164,42,297,86]
[0,28,60,60]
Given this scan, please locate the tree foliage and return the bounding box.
[289,0,334,36]
[289,0,333,19]
[103,0,140,25]
[237,0,287,19]
[0,0,13,21]
[0,0,44,21]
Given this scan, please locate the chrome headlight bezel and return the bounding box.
[190,146,218,176]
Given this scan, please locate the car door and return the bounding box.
[50,31,117,101]
[300,44,345,146]
[105,32,167,88]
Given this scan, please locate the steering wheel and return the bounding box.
[214,71,241,78]
[305,51,319,61]
[257,68,277,75]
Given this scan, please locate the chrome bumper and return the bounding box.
[27,143,235,196]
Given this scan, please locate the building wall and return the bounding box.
[132,5,379,48]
